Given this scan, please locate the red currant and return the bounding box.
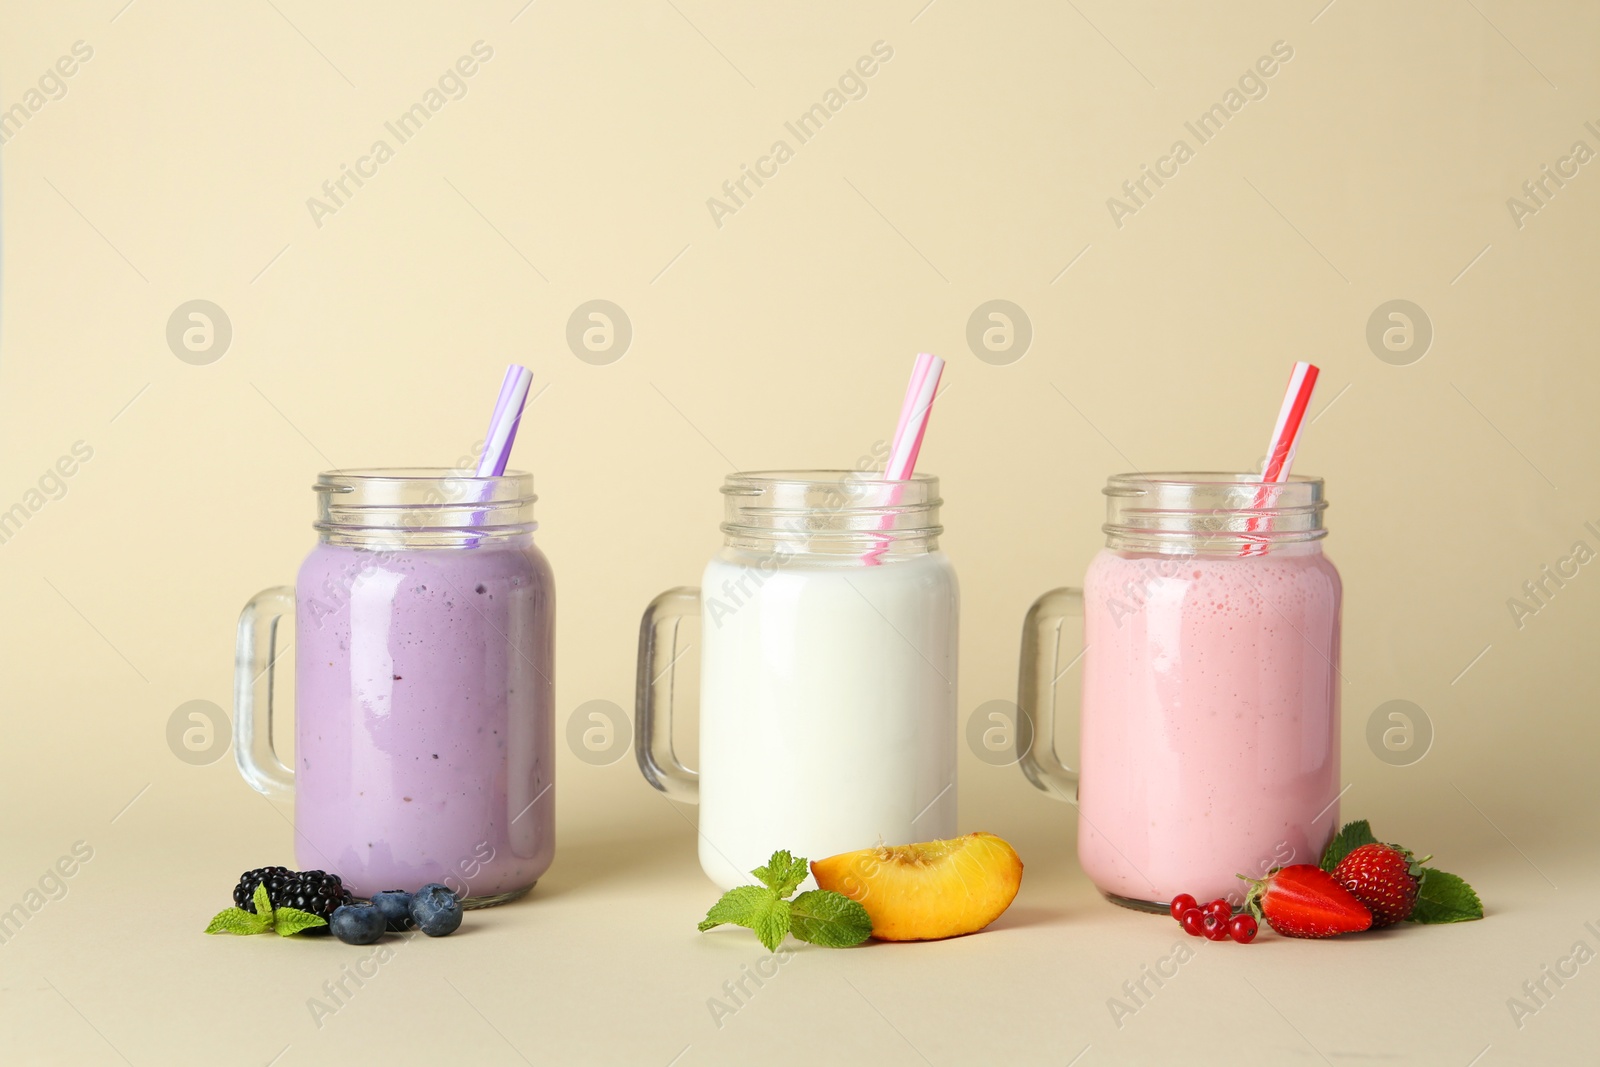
[1169,894,1198,920]
[1203,913,1231,941]
[1179,909,1206,937]
[1203,899,1232,924]
[1228,914,1258,944]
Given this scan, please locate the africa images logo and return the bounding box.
[305,42,495,228]
[704,41,895,228]
[1104,40,1294,229]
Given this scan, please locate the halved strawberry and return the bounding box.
[1332,843,1424,927]
[1240,864,1372,939]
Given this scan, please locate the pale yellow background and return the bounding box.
[1,1,1597,1064]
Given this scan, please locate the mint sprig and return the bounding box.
[205,883,329,937]
[699,850,872,950]
[1319,819,1483,925]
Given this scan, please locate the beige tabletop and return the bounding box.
[1,761,1595,1065]
[3,0,1599,1063]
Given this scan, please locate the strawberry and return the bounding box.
[1240,864,1372,939]
[1332,843,1424,927]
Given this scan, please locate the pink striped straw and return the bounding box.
[885,353,944,480]
[1240,361,1319,556]
[866,353,945,565]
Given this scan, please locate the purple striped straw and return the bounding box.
[464,364,533,542]
[477,364,534,477]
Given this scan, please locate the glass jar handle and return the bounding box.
[635,586,700,803]
[1017,587,1085,802]
[234,586,296,797]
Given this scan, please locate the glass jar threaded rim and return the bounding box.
[719,469,942,558]
[1103,471,1326,555]
[313,468,536,548]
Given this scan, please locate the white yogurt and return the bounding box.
[696,549,958,890]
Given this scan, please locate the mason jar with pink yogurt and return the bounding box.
[1017,473,1341,911]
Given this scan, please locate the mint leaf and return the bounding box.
[698,886,791,951]
[273,908,330,936]
[204,907,271,935]
[251,884,275,921]
[789,890,872,947]
[1408,868,1483,924]
[750,898,792,951]
[1320,820,1378,872]
[751,851,809,898]
[699,886,780,932]
[698,849,873,950]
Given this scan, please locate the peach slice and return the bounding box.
[810,833,1023,941]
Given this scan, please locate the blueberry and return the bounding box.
[370,890,414,931]
[410,883,463,937]
[330,903,385,945]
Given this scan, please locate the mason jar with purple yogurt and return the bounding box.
[234,468,553,906]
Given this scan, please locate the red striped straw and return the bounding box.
[1241,361,1319,556]
[865,353,945,564]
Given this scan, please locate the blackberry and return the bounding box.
[233,866,293,911]
[233,867,353,920]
